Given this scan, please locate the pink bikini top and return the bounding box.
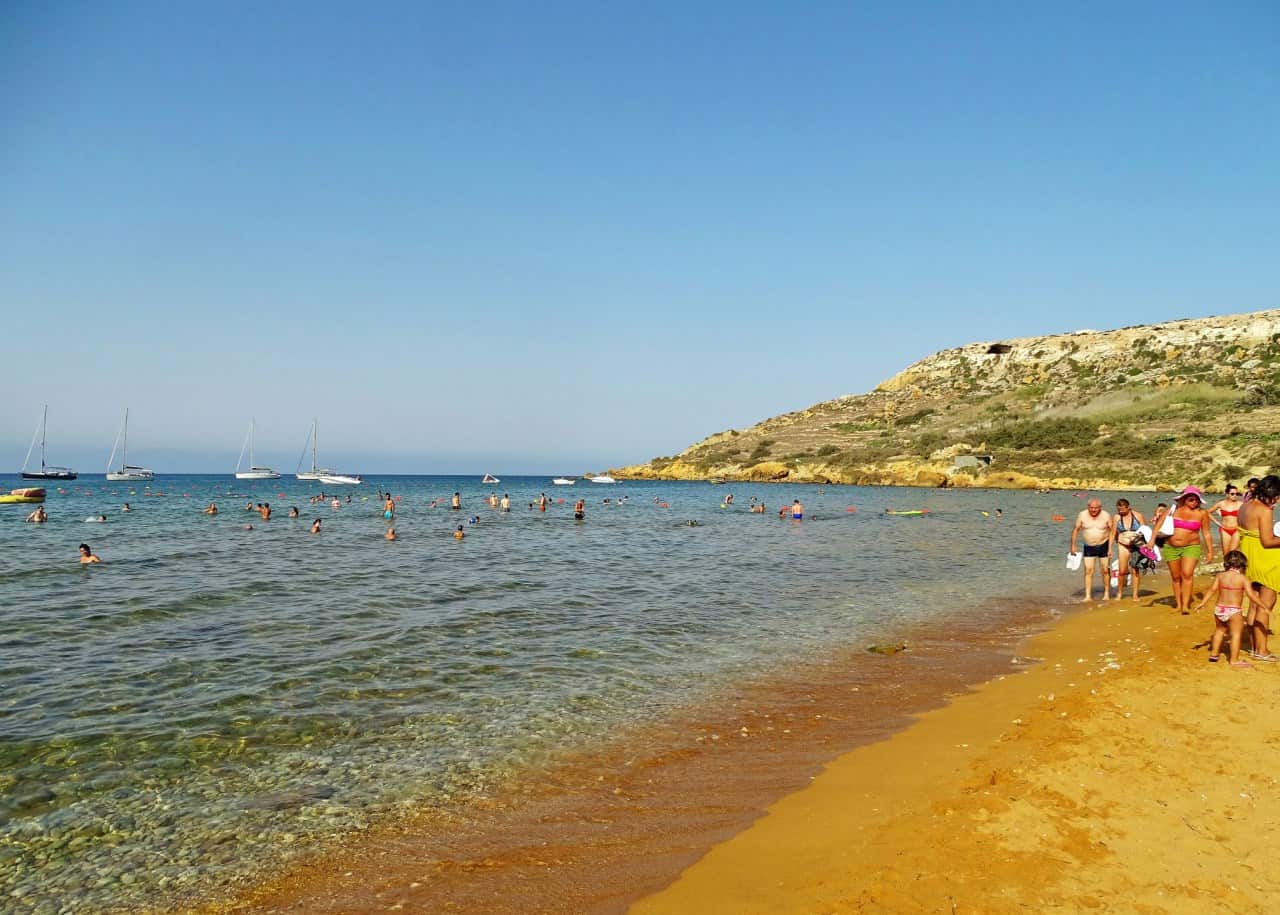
[1172,517,1202,531]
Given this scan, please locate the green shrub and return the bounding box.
[815,444,839,456]
[985,417,1099,450]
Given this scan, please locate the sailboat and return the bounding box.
[482,473,500,484]
[21,406,77,480]
[234,419,281,480]
[295,420,361,484]
[105,409,154,481]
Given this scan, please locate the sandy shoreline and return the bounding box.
[631,585,1279,914]
[196,581,1280,915]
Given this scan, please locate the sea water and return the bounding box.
[0,475,1141,911]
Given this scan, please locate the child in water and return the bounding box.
[1196,550,1260,668]
[454,525,465,540]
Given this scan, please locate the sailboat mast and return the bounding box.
[40,405,48,471]
[122,409,129,467]
[250,418,255,467]
[313,418,318,473]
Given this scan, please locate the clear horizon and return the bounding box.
[4,2,1277,471]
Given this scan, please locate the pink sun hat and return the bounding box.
[1174,485,1204,503]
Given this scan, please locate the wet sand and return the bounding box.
[633,585,1279,914]
[197,597,1055,914]
[198,581,1279,915]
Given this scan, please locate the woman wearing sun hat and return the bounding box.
[1163,485,1214,614]
[1238,475,1280,661]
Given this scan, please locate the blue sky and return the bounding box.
[2,1,1277,473]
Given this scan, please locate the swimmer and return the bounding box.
[384,495,395,520]
[260,503,271,521]
[122,503,131,512]
[204,502,218,515]
[539,492,548,512]
[749,503,764,513]
[469,515,480,525]
[246,502,254,511]
[330,499,341,508]
[454,525,465,540]
[685,519,702,527]
[288,506,299,518]
[385,527,398,541]
[244,524,254,531]
[791,499,803,520]
[452,492,461,511]
[26,506,47,523]
[725,494,734,505]
[311,518,322,534]
[500,494,510,512]
[78,543,101,564]
[85,515,107,523]
[574,498,585,521]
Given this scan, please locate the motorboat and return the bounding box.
[0,487,46,504]
[235,419,281,480]
[21,405,77,480]
[105,409,154,481]
[589,475,616,484]
[318,474,362,486]
[552,477,575,485]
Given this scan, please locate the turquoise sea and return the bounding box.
[0,474,1122,912]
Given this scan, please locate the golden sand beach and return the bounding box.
[631,589,1279,914]
[210,577,1280,915]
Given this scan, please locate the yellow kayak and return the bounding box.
[0,487,46,504]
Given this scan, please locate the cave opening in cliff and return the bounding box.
[986,343,1013,355]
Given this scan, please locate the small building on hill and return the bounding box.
[952,454,995,471]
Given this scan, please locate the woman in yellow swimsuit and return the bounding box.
[1238,475,1280,661]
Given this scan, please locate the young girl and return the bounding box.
[1196,550,1259,668]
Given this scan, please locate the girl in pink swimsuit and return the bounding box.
[1197,550,1259,667]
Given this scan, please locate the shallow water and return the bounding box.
[0,475,1135,911]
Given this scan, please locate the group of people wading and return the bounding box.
[1069,476,1280,667]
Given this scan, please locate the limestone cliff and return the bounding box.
[613,309,1280,490]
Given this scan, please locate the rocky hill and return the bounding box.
[613,309,1280,490]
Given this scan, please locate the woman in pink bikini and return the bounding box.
[1207,483,1245,556]
[1162,486,1214,614]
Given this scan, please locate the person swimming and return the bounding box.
[204,502,218,515]
[79,543,101,564]
[454,525,465,540]
[311,518,322,534]
[791,499,803,520]
[385,527,397,541]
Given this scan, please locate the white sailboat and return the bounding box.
[295,419,361,484]
[21,405,77,480]
[105,409,154,481]
[295,420,336,481]
[482,473,500,484]
[234,419,280,480]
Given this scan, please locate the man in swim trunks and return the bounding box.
[574,498,585,521]
[1070,498,1113,602]
[452,492,461,511]
[791,499,803,520]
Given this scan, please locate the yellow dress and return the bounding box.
[1239,528,1280,592]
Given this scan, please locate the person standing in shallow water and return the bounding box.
[1110,498,1146,600]
[1070,498,1112,602]
[574,498,585,521]
[451,492,461,511]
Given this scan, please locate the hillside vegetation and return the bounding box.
[613,309,1280,490]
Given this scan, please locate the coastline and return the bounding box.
[631,581,1276,914]
[196,593,1063,914]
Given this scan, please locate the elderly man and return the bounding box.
[1070,498,1113,602]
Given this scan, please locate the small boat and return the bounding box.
[235,419,281,480]
[552,477,575,486]
[0,487,46,504]
[21,405,77,480]
[105,409,154,482]
[295,419,339,481]
[482,473,500,484]
[885,509,929,516]
[318,474,362,486]
[589,475,616,484]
